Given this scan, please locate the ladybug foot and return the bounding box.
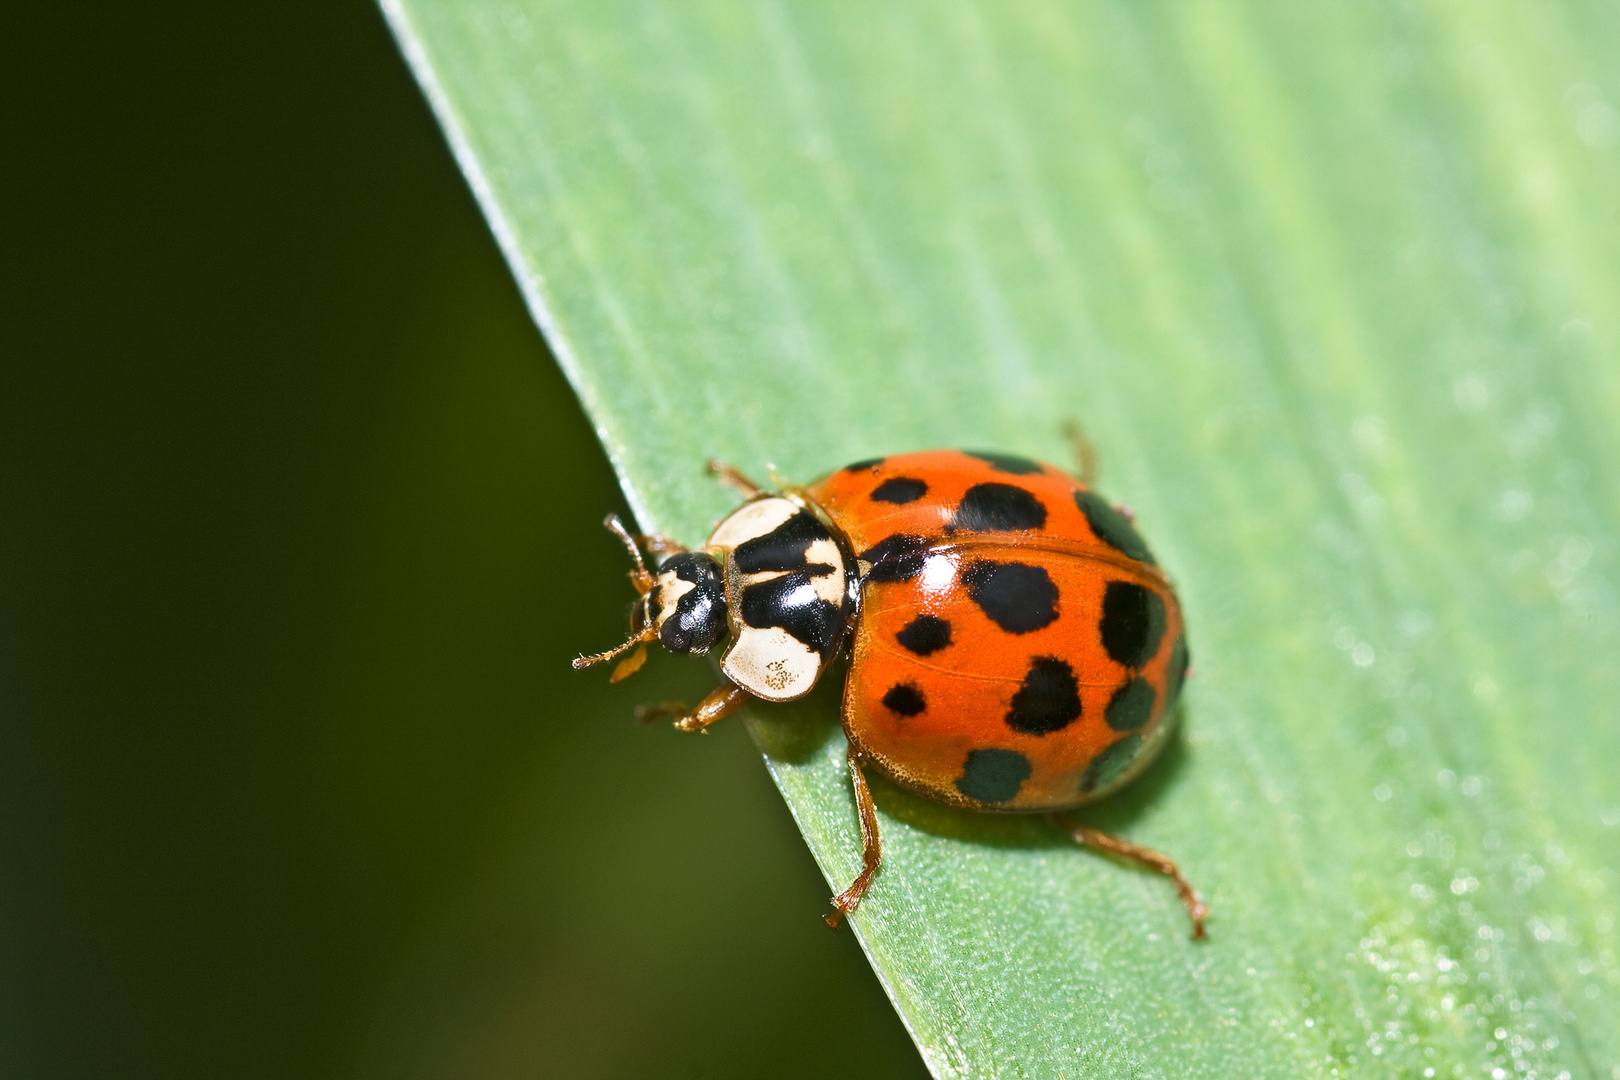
[1049,815,1208,939]
[825,872,875,929]
[633,701,687,725]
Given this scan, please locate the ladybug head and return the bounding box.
[573,514,729,682]
[647,551,728,655]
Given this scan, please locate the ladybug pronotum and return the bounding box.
[575,449,1205,937]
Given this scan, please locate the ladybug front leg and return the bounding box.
[1048,816,1208,939]
[826,744,882,928]
[630,533,688,558]
[636,680,750,733]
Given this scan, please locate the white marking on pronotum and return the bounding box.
[723,626,821,700]
[707,496,799,551]
[804,538,846,604]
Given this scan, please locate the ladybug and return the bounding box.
[575,449,1205,937]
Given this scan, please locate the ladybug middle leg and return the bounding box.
[1047,815,1208,939]
[705,459,767,498]
[826,744,882,928]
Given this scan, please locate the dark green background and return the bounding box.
[0,5,925,1076]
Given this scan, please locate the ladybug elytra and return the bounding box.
[575,449,1205,937]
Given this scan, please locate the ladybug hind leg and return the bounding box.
[1048,815,1208,939]
[1061,420,1098,486]
[826,744,882,928]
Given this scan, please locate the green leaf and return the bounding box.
[383,2,1620,1076]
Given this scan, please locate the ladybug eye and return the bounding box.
[653,553,728,655]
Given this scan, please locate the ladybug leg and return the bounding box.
[632,533,688,557]
[1061,420,1098,486]
[706,459,767,498]
[826,745,882,928]
[638,680,750,733]
[1048,816,1208,940]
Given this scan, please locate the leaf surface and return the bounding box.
[384,2,1620,1076]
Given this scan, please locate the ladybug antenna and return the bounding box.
[571,624,656,673]
[572,514,658,678]
[602,513,653,592]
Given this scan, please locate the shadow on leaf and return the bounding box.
[743,669,845,765]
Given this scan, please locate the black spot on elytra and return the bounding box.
[955,748,1032,804]
[895,614,952,656]
[1079,734,1143,795]
[1164,636,1190,708]
[962,560,1059,634]
[963,450,1044,475]
[951,483,1047,532]
[881,683,926,716]
[1074,490,1156,565]
[1104,677,1156,732]
[843,457,885,473]
[870,476,928,504]
[739,572,844,655]
[731,510,835,575]
[1099,580,1166,668]
[1005,656,1082,735]
[860,534,931,583]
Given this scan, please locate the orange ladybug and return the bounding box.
[575,450,1205,937]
